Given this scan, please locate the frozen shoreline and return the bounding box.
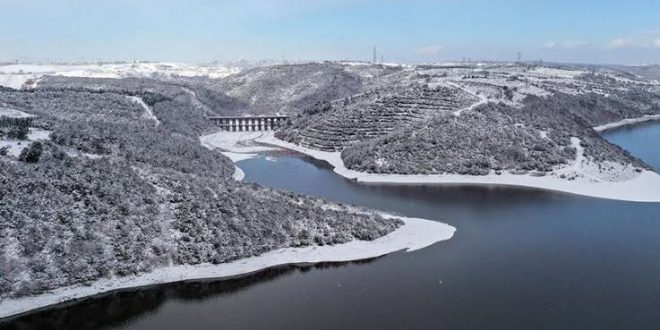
[593,114,660,132]
[213,132,660,203]
[0,131,458,321]
[232,166,246,181]
[199,134,261,181]
[0,214,454,320]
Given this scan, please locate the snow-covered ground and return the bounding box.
[197,131,660,203]
[181,86,216,115]
[200,131,276,155]
[0,108,35,119]
[528,66,586,79]
[0,128,51,157]
[200,132,276,181]
[593,114,660,132]
[232,166,246,181]
[447,82,489,116]
[126,96,160,126]
[0,62,241,89]
[0,213,454,319]
[221,151,259,162]
[0,139,29,157]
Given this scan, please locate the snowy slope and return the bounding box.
[0,62,241,89]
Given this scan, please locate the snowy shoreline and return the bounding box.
[0,214,455,320]
[593,114,660,132]
[199,134,262,181]
[0,131,457,320]
[203,131,660,203]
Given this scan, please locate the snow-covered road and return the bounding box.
[446,81,489,117]
[127,96,160,126]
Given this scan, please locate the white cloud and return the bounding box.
[654,39,660,48]
[542,40,588,49]
[542,41,559,48]
[608,38,637,49]
[606,35,660,49]
[543,31,660,51]
[417,44,443,56]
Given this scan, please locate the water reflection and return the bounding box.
[0,259,380,330]
[2,123,660,330]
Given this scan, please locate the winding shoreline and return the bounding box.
[237,131,660,203]
[0,214,455,320]
[0,133,457,320]
[5,116,656,320]
[593,114,660,132]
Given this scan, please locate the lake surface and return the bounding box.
[3,123,660,330]
[600,120,660,172]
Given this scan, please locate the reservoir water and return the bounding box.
[3,123,660,330]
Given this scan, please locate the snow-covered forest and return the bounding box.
[0,79,401,299]
[1,60,660,300]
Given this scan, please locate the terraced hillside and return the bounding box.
[277,85,478,151]
[276,63,660,178]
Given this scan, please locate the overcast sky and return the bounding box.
[1,0,659,64]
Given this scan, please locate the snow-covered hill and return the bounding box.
[0,81,406,308]
[0,62,242,89]
[275,62,660,196]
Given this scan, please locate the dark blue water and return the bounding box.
[601,121,660,171]
[3,123,660,330]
